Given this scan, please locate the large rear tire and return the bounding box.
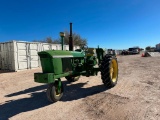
[100,55,118,87]
[46,80,64,102]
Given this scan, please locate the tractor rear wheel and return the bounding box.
[46,80,64,102]
[100,55,118,87]
[65,76,80,82]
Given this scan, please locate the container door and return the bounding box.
[42,43,51,51]
[28,43,39,68]
[1,44,6,69]
[59,45,62,50]
[65,45,69,50]
[3,43,9,70]
[17,42,28,70]
[7,42,15,70]
[0,44,2,69]
[1,44,5,69]
[51,44,57,50]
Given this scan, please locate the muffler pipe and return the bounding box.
[69,23,73,51]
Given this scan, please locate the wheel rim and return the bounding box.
[55,86,61,97]
[54,82,61,97]
[110,59,118,82]
[74,76,80,80]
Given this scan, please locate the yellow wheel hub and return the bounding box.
[110,59,118,82]
[55,92,60,97]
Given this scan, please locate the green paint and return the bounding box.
[71,51,85,57]
[40,57,54,73]
[34,71,87,83]
[38,50,72,58]
[34,73,54,83]
[54,72,72,79]
[96,48,104,64]
[53,58,62,74]
[34,72,71,83]
[38,50,73,73]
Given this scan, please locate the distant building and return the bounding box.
[156,43,160,51]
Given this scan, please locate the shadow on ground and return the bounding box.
[5,85,47,97]
[0,70,15,74]
[62,81,109,101]
[0,80,109,120]
[0,85,49,120]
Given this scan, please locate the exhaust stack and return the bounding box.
[69,23,73,51]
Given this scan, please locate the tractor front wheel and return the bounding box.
[46,80,64,102]
[100,55,118,87]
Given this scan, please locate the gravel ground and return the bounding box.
[0,55,160,120]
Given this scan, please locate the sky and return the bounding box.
[0,0,160,49]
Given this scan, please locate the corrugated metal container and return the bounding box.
[0,41,42,71]
[0,42,15,70]
[0,41,80,71]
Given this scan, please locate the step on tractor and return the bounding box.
[34,23,118,103]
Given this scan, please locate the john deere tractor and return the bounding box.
[34,23,118,102]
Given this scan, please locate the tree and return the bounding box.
[52,39,61,44]
[45,37,53,43]
[145,46,151,51]
[32,31,87,47]
[33,38,52,43]
[60,31,87,47]
[33,37,60,43]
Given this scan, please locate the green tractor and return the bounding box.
[34,23,118,102]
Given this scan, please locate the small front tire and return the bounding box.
[46,81,64,102]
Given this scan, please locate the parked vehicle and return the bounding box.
[128,47,140,54]
[121,50,129,55]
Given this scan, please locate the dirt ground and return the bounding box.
[0,55,160,120]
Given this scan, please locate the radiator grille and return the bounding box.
[62,58,72,72]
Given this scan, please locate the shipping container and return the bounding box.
[0,41,80,71]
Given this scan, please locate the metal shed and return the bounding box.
[0,41,80,71]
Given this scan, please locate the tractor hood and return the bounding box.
[38,50,85,58]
